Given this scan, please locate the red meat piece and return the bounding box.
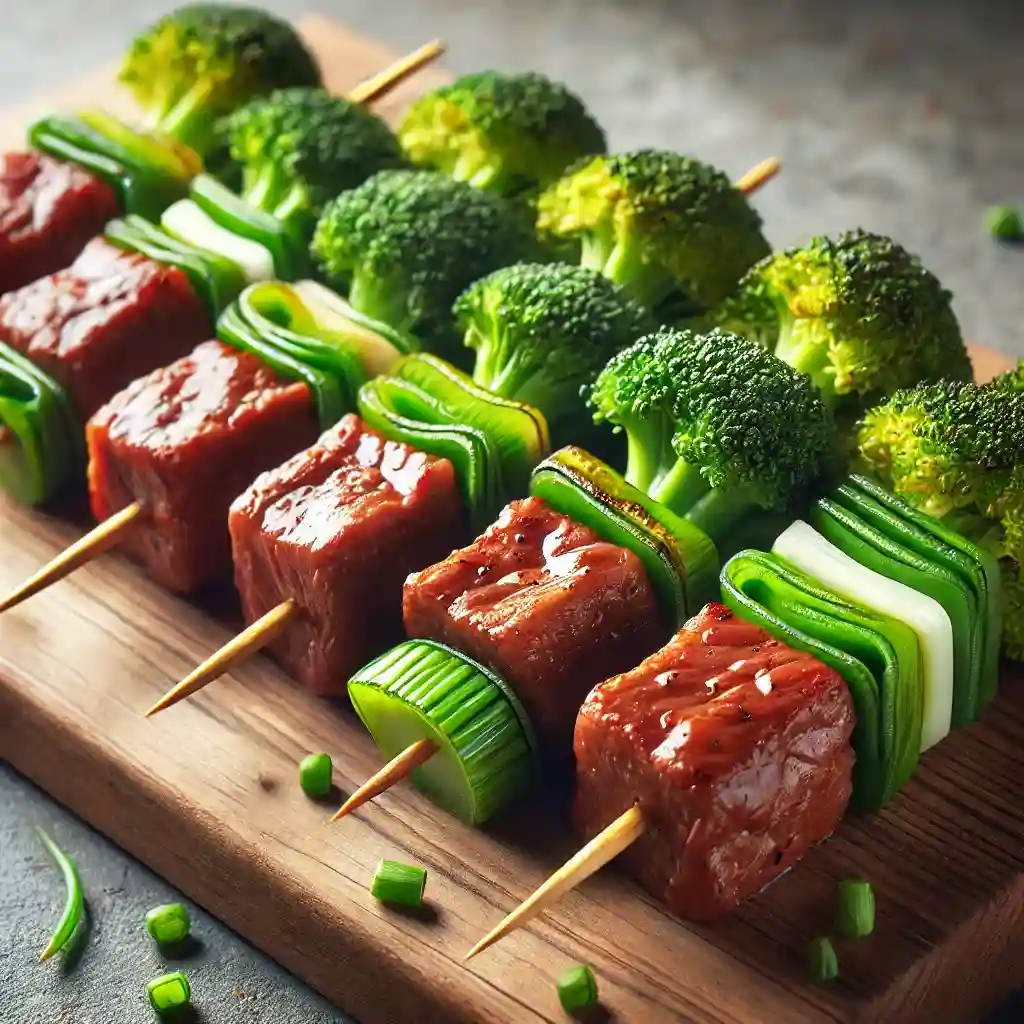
[403,496,663,749]
[0,152,119,296]
[87,340,319,593]
[0,236,209,420]
[230,414,466,696]
[573,602,856,921]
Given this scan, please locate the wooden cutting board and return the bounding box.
[2,16,1023,1024]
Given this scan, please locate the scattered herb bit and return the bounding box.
[35,827,85,962]
[146,970,192,1014]
[146,903,191,946]
[808,936,839,984]
[371,859,427,908]
[556,964,598,1013]
[986,204,1023,241]
[299,752,333,797]
[836,878,875,938]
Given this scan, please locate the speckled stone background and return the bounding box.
[1,1,1022,1022]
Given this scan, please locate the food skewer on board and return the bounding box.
[0,42,449,511]
[0,5,322,294]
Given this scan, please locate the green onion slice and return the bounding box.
[371,859,427,908]
[531,445,718,627]
[35,827,85,962]
[299,752,334,798]
[349,640,539,825]
[146,970,192,1014]
[145,903,191,946]
[807,937,838,984]
[556,964,599,1012]
[835,877,875,938]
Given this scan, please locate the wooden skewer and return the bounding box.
[144,600,295,718]
[736,156,780,195]
[348,39,446,106]
[0,503,143,614]
[464,804,647,960]
[330,738,438,821]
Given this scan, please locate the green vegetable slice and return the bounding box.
[530,445,719,628]
[190,172,305,279]
[807,937,838,984]
[145,903,191,946]
[105,214,246,318]
[0,344,81,506]
[299,752,333,798]
[371,859,427,907]
[35,827,85,962]
[357,375,501,529]
[146,971,192,1014]
[721,549,922,810]
[556,965,599,1012]
[29,112,197,221]
[835,878,875,938]
[348,640,539,825]
[845,474,1002,708]
[813,493,981,727]
[393,352,550,497]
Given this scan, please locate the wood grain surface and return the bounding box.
[2,16,1023,1024]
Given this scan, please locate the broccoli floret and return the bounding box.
[991,358,1024,393]
[454,263,654,440]
[858,380,1024,656]
[536,150,770,315]
[711,230,973,412]
[398,71,606,197]
[120,4,320,159]
[311,170,539,361]
[222,88,407,238]
[588,327,840,544]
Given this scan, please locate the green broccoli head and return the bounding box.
[858,380,1024,656]
[711,230,973,411]
[222,88,407,237]
[453,262,654,439]
[990,358,1024,393]
[587,326,840,543]
[398,71,606,197]
[120,4,320,159]
[310,170,540,361]
[536,150,770,315]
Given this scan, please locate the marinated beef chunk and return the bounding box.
[87,340,318,593]
[403,496,663,749]
[0,237,209,420]
[230,414,466,696]
[573,602,855,922]
[0,152,119,295]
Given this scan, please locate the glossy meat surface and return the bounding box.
[231,414,466,696]
[87,340,318,593]
[0,237,209,420]
[0,152,119,295]
[403,496,663,749]
[573,602,855,921]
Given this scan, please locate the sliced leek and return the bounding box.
[162,200,275,283]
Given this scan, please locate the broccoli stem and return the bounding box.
[648,457,711,516]
[347,273,413,335]
[682,485,760,543]
[242,161,290,212]
[156,78,221,157]
[620,418,675,493]
[602,236,675,310]
[774,317,839,405]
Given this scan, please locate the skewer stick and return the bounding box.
[348,39,446,106]
[144,599,295,718]
[330,738,438,821]
[735,156,780,195]
[464,804,647,960]
[0,502,143,614]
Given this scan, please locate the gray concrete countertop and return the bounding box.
[1,2,1023,1022]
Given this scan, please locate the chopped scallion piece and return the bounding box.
[299,752,333,798]
[986,204,1023,241]
[836,878,875,938]
[35,827,85,962]
[556,964,598,1013]
[145,902,191,946]
[807,937,838,984]
[146,970,192,1014]
[371,859,427,908]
